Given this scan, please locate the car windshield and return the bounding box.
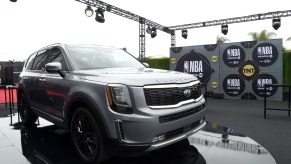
[65,45,145,70]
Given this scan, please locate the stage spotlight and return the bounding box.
[85,5,94,17]
[146,25,152,34]
[10,0,17,2]
[95,8,105,23]
[272,18,281,30]
[221,24,228,35]
[151,27,157,38]
[182,29,188,39]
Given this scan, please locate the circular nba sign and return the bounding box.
[252,74,278,97]
[252,43,278,67]
[223,74,245,96]
[223,45,245,68]
[175,49,214,84]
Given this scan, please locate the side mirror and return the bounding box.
[45,62,65,77]
[143,62,150,68]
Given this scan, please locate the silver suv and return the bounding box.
[18,44,206,163]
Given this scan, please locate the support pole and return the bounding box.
[139,18,146,62]
[171,31,176,47]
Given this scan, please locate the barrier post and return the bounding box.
[264,85,267,119]
[289,86,291,117]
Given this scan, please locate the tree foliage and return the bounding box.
[248,30,276,41]
[216,35,229,44]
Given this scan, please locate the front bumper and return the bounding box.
[110,119,206,156]
[102,84,207,153]
[147,119,206,151]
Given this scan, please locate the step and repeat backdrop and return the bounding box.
[170,39,282,100]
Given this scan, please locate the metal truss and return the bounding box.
[169,10,291,30]
[171,32,176,47]
[139,18,146,62]
[75,0,291,55]
[75,0,174,34]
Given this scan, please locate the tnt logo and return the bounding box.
[243,64,255,77]
[184,61,189,73]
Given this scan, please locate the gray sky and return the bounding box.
[0,0,291,61]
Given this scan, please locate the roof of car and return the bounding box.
[43,43,119,50]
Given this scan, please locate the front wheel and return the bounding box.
[71,107,106,163]
[18,93,38,125]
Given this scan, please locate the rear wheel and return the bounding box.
[18,93,38,125]
[71,107,106,163]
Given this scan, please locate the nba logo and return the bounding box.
[257,47,262,56]
[227,79,231,87]
[227,49,231,59]
[257,79,262,88]
[184,61,189,73]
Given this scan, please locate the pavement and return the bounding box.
[206,98,291,164]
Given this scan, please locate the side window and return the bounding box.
[47,48,68,71]
[32,50,48,71]
[26,52,37,70]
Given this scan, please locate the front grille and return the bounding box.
[144,83,201,106]
[159,103,205,123]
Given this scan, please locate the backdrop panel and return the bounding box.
[170,39,282,100]
[170,44,220,95]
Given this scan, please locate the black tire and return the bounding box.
[71,107,106,163]
[18,93,38,125]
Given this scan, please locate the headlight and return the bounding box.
[107,84,133,114]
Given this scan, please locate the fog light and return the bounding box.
[152,134,166,143]
[158,135,165,141]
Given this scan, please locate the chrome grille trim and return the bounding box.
[144,81,200,89]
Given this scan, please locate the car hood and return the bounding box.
[74,68,198,86]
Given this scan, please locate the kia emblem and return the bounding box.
[184,89,191,98]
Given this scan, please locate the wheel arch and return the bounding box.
[64,94,109,138]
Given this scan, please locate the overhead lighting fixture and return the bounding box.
[95,8,105,23]
[10,0,17,2]
[182,29,188,39]
[221,24,228,35]
[272,18,281,30]
[151,27,157,38]
[85,5,94,17]
[146,25,152,34]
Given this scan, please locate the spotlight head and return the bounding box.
[95,8,105,23]
[182,29,188,39]
[85,5,94,17]
[10,0,17,2]
[221,24,228,35]
[146,25,152,34]
[272,18,281,30]
[151,27,157,38]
